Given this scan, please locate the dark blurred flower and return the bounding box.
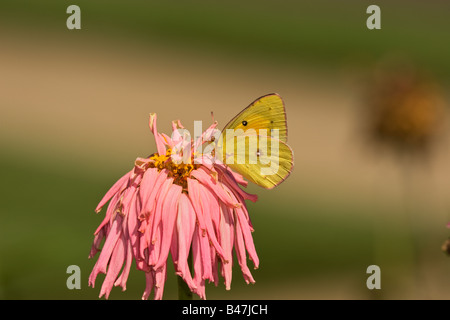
[363,62,445,157]
[441,238,450,255]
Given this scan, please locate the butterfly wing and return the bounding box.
[218,94,293,189]
[225,135,294,189]
[222,93,288,143]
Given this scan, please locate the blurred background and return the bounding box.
[1,0,450,299]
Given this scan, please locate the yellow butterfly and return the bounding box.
[217,93,294,189]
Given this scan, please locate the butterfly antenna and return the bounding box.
[211,111,215,123]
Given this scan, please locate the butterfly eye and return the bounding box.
[242,120,248,126]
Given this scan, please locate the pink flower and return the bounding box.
[89,114,259,299]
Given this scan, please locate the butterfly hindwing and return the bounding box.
[223,134,294,189]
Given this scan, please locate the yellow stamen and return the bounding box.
[149,148,199,187]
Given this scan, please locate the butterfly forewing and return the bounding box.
[222,93,288,143]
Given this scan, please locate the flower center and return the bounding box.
[149,148,199,187]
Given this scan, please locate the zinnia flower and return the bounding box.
[89,114,259,299]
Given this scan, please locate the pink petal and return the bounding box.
[202,183,221,235]
[114,226,133,291]
[141,271,154,300]
[149,113,167,156]
[95,170,132,213]
[188,178,223,258]
[235,206,259,269]
[127,191,144,264]
[234,214,256,284]
[160,132,174,148]
[170,221,179,268]
[221,182,254,231]
[89,227,105,258]
[193,121,218,153]
[198,227,213,282]
[187,178,207,232]
[89,216,122,288]
[153,263,167,300]
[119,174,142,217]
[192,225,206,299]
[195,182,226,260]
[148,177,174,265]
[139,168,159,210]
[215,163,248,187]
[154,184,182,270]
[99,232,126,299]
[219,203,234,289]
[140,169,169,219]
[215,166,258,202]
[210,247,219,286]
[94,191,120,236]
[190,169,239,208]
[174,194,196,291]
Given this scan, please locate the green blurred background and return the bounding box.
[1,0,450,299]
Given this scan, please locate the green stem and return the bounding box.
[177,252,193,300]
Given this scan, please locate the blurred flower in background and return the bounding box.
[365,62,444,156]
[441,238,450,255]
[359,58,449,292]
[363,60,445,159]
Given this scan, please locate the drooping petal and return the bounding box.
[219,202,234,289]
[215,163,249,187]
[190,169,239,208]
[154,184,182,270]
[142,271,155,300]
[153,263,167,300]
[120,174,142,217]
[94,191,120,236]
[89,216,123,288]
[127,190,147,269]
[215,165,258,202]
[188,178,225,260]
[235,206,259,269]
[174,194,197,291]
[201,183,221,235]
[196,182,226,260]
[114,233,133,291]
[192,225,206,300]
[141,169,169,218]
[148,177,174,265]
[234,212,256,284]
[89,227,105,258]
[221,182,254,231]
[95,170,132,213]
[114,218,134,291]
[138,168,159,210]
[187,178,207,232]
[99,231,126,299]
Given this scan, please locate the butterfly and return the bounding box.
[216,93,294,189]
